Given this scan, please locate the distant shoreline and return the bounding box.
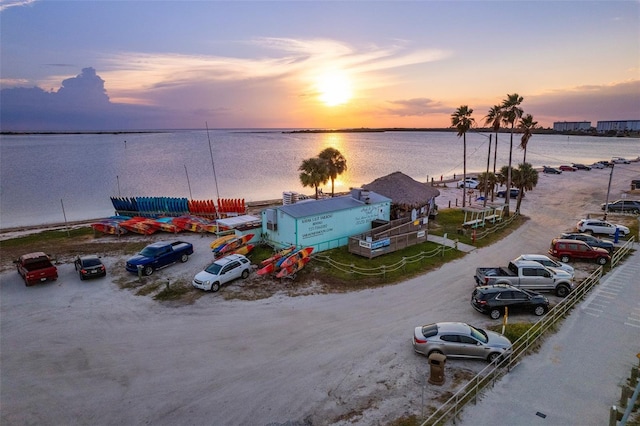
[2,128,639,137]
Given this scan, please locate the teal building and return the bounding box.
[261,189,391,253]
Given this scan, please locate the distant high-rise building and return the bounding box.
[596,120,640,133]
[553,121,591,131]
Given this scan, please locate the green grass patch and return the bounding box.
[153,279,198,302]
[0,227,94,248]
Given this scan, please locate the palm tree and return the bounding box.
[512,162,538,213]
[451,105,475,207]
[500,93,524,216]
[518,114,538,163]
[299,157,330,199]
[484,105,502,174]
[318,147,347,197]
[477,171,498,204]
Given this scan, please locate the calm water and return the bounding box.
[1,130,638,229]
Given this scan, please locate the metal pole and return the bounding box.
[117,175,121,197]
[604,163,614,220]
[206,122,220,219]
[60,199,70,237]
[184,165,193,199]
[484,134,492,207]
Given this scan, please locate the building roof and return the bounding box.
[278,191,390,219]
[362,171,440,207]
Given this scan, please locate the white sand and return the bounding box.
[1,162,639,425]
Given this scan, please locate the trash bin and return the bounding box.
[428,352,447,385]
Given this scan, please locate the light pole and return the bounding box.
[603,162,614,220]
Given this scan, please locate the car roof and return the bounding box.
[517,254,552,260]
[213,254,247,265]
[434,322,472,334]
[512,259,545,267]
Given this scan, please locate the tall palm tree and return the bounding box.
[451,105,475,208]
[318,147,347,197]
[299,157,329,199]
[512,162,538,214]
[518,114,538,163]
[500,93,524,216]
[484,105,502,174]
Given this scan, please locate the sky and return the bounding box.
[0,0,639,131]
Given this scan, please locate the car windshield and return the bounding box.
[83,258,102,267]
[204,263,223,275]
[469,325,488,343]
[139,247,159,257]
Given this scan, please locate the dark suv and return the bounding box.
[560,233,615,254]
[471,284,549,320]
[601,200,640,214]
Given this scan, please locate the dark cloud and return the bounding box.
[0,67,202,131]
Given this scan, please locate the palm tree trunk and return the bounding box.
[505,125,514,216]
[462,134,467,207]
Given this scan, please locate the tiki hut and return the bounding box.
[362,171,440,220]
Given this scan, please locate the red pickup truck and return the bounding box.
[15,252,58,286]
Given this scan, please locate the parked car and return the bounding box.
[590,162,606,169]
[560,233,615,254]
[192,254,251,292]
[471,284,549,319]
[576,218,630,237]
[74,255,106,280]
[497,188,521,199]
[548,238,610,265]
[542,166,562,174]
[412,322,512,363]
[559,165,577,172]
[15,252,58,286]
[457,177,480,189]
[475,260,574,297]
[612,157,630,164]
[511,254,574,276]
[126,241,194,276]
[601,200,640,214]
[572,163,591,171]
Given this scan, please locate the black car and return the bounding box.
[471,284,549,320]
[74,255,107,280]
[560,233,615,254]
[497,188,522,199]
[572,163,591,171]
[601,200,640,214]
[543,166,562,174]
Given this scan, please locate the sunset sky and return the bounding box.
[1,0,638,131]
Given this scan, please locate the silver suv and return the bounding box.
[577,218,629,237]
[192,254,251,292]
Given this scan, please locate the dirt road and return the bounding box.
[1,163,638,425]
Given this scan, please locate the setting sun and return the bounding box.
[316,71,353,107]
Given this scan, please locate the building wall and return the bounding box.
[553,121,591,131]
[262,201,391,252]
[596,120,640,132]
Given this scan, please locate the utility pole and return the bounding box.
[483,134,492,208]
[603,162,614,220]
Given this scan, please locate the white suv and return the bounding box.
[576,218,629,237]
[192,254,251,292]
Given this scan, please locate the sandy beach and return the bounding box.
[1,162,639,425]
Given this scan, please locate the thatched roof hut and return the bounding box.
[362,171,440,219]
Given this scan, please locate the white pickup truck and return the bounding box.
[474,260,574,297]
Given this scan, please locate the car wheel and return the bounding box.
[180,253,189,263]
[556,285,570,298]
[597,257,608,265]
[585,229,593,235]
[143,266,154,276]
[489,308,502,320]
[241,269,249,279]
[210,282,221,292]
[487,352,501,363]
[534,305,547,316]
[560,255,570,263]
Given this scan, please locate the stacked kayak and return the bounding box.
[257,246,313,278]
[91,216,130,235]
[214,234,255,258]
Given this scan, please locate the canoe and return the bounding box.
[210,234,237,250]
[276,256,311,278]
[256,262,275,276]
[216,233,255,256]
[260,245,296,267]
[229,244,254,256]
[120,217,158,235]
[278,247,314,270]
[149,217,181,233]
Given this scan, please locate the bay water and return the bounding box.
[1,130,638,229]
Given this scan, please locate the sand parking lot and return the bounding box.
[1,162,639,425]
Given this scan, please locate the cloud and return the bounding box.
[385,98,450,117]
[0,0,37,13]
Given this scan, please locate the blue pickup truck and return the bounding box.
[126,241,194,276]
